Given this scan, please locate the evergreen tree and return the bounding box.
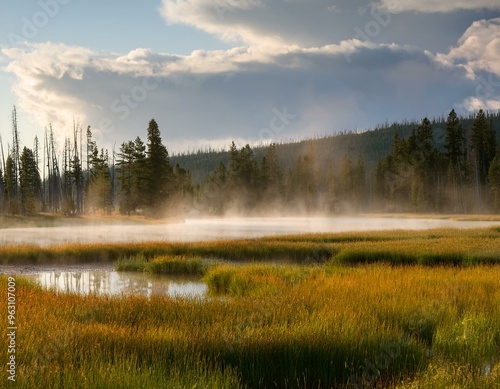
[132,137,147,211]
[352,157,367,210]
[145,119,172,215]
[374,159,386,209]
[171,163,193,214]
[471,109,497,185]
[88,148,113,214]
[258,143,284,211]
[445,109,465,166]
[70,154,84,214]
[202,161,227,214]
[5,155,19,214]
[337,155,353,208]
[19,147,42,215]
[227,142,259,210]
[286,145,317,212]
[116,141,136,215]
[326,165,338,213]
[445,109,467,212]
[412,118,438,210]
[488,149,500,212]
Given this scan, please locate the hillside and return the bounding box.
[171,112,500,185]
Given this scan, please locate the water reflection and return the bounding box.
[27,271,207,299]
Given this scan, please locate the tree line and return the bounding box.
[0,114,192,217]
[0,108,499,217]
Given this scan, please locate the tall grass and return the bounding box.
[2,263,499,388]
[2,227,500,266]
[115,255,216,276]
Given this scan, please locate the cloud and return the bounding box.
[158,0,385,48]
[375,0,500,14]
[3,5,497,152]
[2,39,479,153]
[437,18,500,77]
[435,18,500,112]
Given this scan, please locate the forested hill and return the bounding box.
[171,112,500,184]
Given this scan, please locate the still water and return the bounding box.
[2,217,500,246]
[24,267,207,299]
[6,217,500,297]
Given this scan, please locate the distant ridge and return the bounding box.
[171,111,500,184]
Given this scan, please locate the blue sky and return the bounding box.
[1,0,499,154]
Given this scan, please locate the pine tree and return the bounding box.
[5,155,19,214]
[202,161,227,214]
[352,157,366,210]
[412,118,437,210]
[145,119,172,215]
[445,109,465,166]
[88,148,113,214]
[337,155,353,207]
[227,142,259,210]
[290,145,317,212]
[488,149,500,212]
[326,165,337,213]
[258,144,284,212]
[70,154,84,214]
[19,147,42,215]
[171,163,193,214]
[471,109,497,185]
[416,118,435,158]
[374,159,386,209]
[132,137,147,211]
[116,141,135,215]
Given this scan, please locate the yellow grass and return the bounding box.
[1,262,499,388]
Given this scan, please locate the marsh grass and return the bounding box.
[2,227,500,266]
[115,255,217,276]
[203,263,321,296]
[0,238,336,265]
[1,228,500,387]
[2,261,499,388]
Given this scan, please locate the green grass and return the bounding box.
[115,255,216,276]
[2,227,500,266]
[1,227,500,387]
[2,261,499,388]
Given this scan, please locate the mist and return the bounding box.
[1,217,499,246]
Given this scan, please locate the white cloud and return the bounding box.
[461,96,500,111]
[437,18,500,77]
[375,0,500,14]
[5,5,497,151]
[158,0,380,48]
[159,0,266,44]
[1,39,478,152]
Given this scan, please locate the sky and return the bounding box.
[0,0,500,155]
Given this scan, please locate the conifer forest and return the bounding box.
[1,107,499,217]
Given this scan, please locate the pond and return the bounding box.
[21,264,207,299]
[1,216,499,246]
[4,216,500,298]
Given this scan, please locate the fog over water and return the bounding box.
[1,217,499,246]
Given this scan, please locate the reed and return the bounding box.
[2,227,500,266]
[2,262,498,388]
